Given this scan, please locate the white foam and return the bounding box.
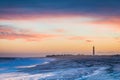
[16,64,37,68]
[42,61,49,65]
[16,61,50,68]
[0,72,54,80]
[75,67,107,80]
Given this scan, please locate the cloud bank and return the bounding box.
[0,25,57,41]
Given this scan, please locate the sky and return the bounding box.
[0,0,120,57]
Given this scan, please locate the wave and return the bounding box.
[0,58,55,74]
[16,64,38,68]
[75,67,107,80]
[0,67,106,80]
[16,61,50,68]
[0,57,120,80]
[0,72,55,80]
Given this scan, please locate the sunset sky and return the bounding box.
[0,0,120,57]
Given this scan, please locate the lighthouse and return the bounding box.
[93,46,95,56]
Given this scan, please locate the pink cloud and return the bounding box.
[90,17,120,29]
[0,25,58,41]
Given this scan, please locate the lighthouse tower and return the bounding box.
[93,46,95,56]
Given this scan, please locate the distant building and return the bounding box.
[93,46,95,56]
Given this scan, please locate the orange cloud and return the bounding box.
[69,36,85,40]
[0,25,58,41]
[54,29,65,33]
[68,36,94,43]
[86,40,93,43]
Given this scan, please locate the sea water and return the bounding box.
[0,57,120,80]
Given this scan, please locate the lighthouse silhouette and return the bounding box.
[93,46,95,56]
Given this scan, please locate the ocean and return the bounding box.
[0,56,120,80]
